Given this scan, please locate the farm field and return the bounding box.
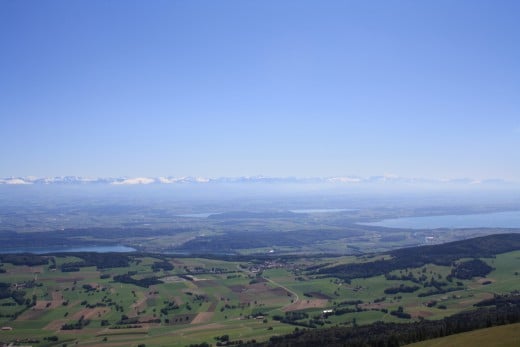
[406,322,520,347]
[0,234,519,346]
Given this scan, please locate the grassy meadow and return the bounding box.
[0,247,518,346]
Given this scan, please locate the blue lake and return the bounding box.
[361,210,520,229]
[290,209,356,214]
[179,209,355,218]
[1,245,136,254]
[177,213,218,218]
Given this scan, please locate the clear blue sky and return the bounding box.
[1,0,519,180]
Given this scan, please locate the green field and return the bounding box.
[0,242,519,347]
[407,322,520,347]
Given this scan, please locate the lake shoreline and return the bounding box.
[361,210,520,229]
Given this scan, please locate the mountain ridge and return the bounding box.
[0,175,512,186]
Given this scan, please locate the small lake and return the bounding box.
[1,245,136,254]
[361,210,520,229]
[177,213,218,218]
[290,208,356,214]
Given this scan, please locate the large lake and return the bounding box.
[361,210,520,229]
[1,245,136,254]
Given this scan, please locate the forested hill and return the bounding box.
[316,233,520,281]
[390,233,520,263]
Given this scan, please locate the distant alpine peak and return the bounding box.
[0,175,511,186]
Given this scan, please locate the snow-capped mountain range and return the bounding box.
[0,175,512,186]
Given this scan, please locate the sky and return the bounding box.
[1,0,519,180]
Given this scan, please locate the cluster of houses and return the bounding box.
[248,260,285,273]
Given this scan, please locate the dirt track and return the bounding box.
[191,312,214,324]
